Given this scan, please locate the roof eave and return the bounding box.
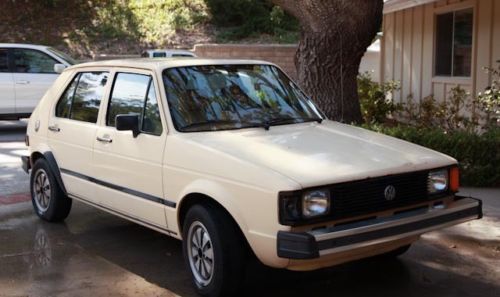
[384,0,438,14]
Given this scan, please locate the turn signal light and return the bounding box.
[450,166,460,192]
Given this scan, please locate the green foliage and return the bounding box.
[402,86,479,132]
[477,61,500,128]
[357,72,402,124]
[206,0,299,41]
[364,124,500,187]
[129,0,209,44]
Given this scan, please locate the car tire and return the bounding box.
[381,244,412,258]
[182,203,247,297]
[30,158,72,222]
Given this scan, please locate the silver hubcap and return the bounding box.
[33,169,51,212]
[187,221,214,287]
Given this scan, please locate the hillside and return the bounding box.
[0,0,298,59]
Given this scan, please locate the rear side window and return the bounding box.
[55,72,109,123]
[13,49,58,73]
[152,52,167,58]
[56,74,80,118]
[107,72,163,135]
[0,49,8,72]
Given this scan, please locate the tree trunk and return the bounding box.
[272,0,384,123]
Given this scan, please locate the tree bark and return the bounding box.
[272,0,383,123]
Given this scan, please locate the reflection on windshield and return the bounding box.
[163,64,322,132]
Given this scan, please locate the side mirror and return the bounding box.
[53,63,67,74]
[116,114,140,138]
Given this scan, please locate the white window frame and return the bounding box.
[432,1,476,81]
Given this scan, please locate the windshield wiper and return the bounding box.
[300,117,323,124]
[179,117,323,132]
[262,116,323,130]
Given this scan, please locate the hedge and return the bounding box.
[364,125,500,187]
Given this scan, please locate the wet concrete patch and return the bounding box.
[0,193,31,205]
[1,199,499,297]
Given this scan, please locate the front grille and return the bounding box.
[329,171,434,219]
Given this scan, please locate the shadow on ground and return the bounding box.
[1,201,498,297]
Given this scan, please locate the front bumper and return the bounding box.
[21,156,31,174]
[277,196,482,259]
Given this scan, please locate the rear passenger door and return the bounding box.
[48,70,109,204]
[12,48,60,114]
[93,70,169,231]
[0,48,15,115]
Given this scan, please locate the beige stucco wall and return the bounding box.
[381,0,500,102]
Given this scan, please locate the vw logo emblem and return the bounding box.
[384,185,396,201]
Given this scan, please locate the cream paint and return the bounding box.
[92,68,168,228]
[27,59,461,271]
[169,121,455,189]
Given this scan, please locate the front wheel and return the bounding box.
[380,244,412,258]
[182,204,247,297]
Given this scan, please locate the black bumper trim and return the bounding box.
[277,199,482,259]
[277,231,319,259]
[21,156,30,174]
[317,204,480,251]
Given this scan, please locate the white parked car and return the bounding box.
[141,49,196,58]
[0,43,76,120]
[22,58,482,297]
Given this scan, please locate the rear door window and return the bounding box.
[55,71,109,123]
[107,72,163,135]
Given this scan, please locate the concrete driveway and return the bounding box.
[1,120,499,297]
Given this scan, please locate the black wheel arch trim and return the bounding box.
[41,151,68,195]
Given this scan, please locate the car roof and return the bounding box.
[0,43,50,50]
[67,58,275,71]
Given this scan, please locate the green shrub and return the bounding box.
[402,86,479,132]
[477,61,500,128]
[364,124,500,187]
[205,0,298,41]
[357,72,401,124]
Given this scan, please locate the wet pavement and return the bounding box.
[1,121,499,297]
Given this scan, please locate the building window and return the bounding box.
[435,8,473,77]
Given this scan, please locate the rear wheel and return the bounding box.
[182,203,247,297]
[30,158,72,222]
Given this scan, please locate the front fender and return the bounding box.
[176,178,249,236]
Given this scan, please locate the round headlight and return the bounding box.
[302,189,330,218]
[428,169,449,193]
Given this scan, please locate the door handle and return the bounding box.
[48,125,60,132]
[16,80,30,85]
[96,136,113,143]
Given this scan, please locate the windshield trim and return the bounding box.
[47,47,77,65]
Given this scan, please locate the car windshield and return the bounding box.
[163,64,323,132]
[47,47,78,65]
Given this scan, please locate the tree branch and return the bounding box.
[270,0,302,20]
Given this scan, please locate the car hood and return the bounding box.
[182,120,456,188]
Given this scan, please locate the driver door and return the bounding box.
[93,69,169,231]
